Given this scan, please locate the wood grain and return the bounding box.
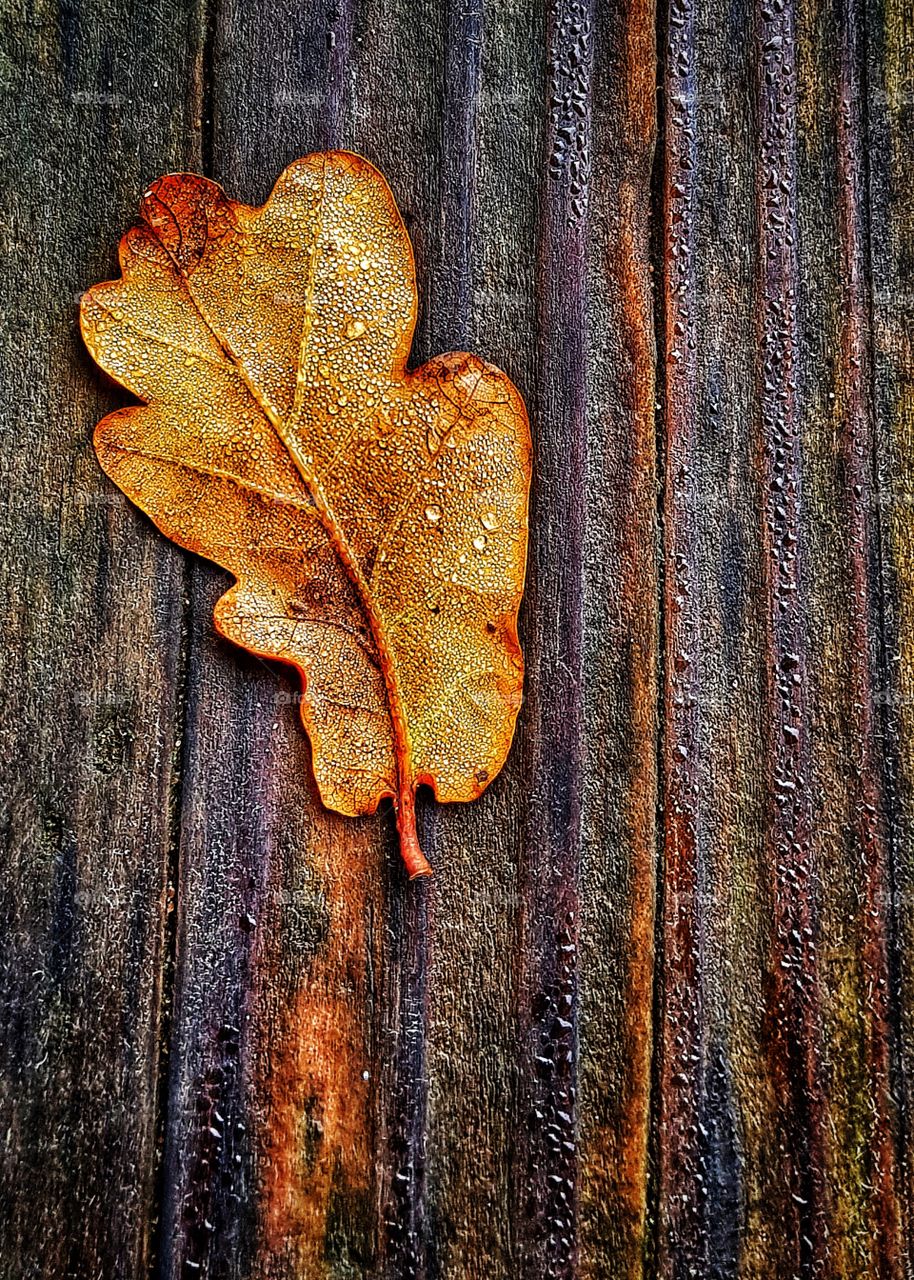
[0,0,911,1276]
[0,2,202,1276]
[652,0,912,1273]
[868,0,914,1265]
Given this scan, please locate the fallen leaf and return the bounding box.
[81,151,531,877]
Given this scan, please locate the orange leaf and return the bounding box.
[81,152,531,878]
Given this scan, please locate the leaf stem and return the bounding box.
[396,785,432,879]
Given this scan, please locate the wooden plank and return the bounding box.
[377,3,537,1275]
[652,0,911,1273]
[579,2,658,1274]
[508,0,594,1270]
[867,0,914,1263]
[800,0,905,1267]
[0,2,202,1277]
[156,2,446,1276]
[155,4,383,1276]
[344,12,447,1275]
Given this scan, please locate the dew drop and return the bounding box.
[424,504,441,525]
[473,535,487,551]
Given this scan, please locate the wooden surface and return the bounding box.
[0,0,910,1276]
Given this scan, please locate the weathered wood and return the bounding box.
[407,3,541,1275]
[2,0,913,1276]
[0,2,202,1276]
[156,4,394,1275]
[152,4,660,1278]
[652,0,911,1274]
[577,2,658,1276]
[868,0,914,1263]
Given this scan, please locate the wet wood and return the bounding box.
[0,0,910,1276]
[653,0,911,1273]
[0,3,202,1277]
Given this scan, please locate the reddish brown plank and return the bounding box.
[578,0,658,1275]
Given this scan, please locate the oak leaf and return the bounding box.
[81,152,531,877]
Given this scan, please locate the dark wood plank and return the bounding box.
[373,2,536,1275]
[509,1,594,1271]
[867,0,914,1263]
[0,2,202,1276]
[754,1,830,1263]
